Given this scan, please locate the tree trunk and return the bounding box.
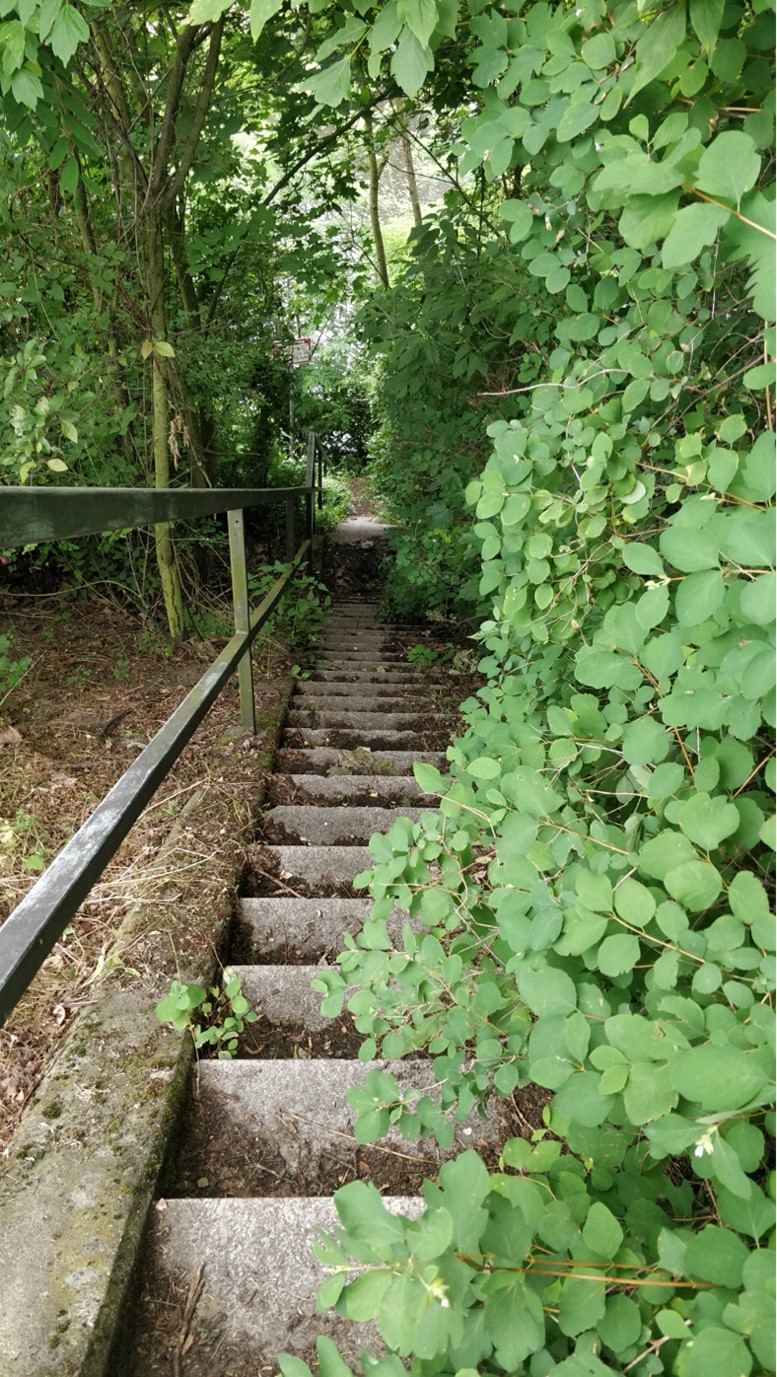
[144,213,186,641]
[393,101,423,229]
[167,203,217,487]
[368,145,389,289]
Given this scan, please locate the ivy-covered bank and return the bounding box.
[299,0,774,1374]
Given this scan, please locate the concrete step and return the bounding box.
[175,1058,502,1198]
[126,1196,422,1373]
[238,896,372,961]
[245,843,371,895]
[287,709,444,732]
[320,631,393,645]
[237,896,418,963]
[315,652,412,665]
[266,774,432,807]
[262,804,422,846]
[275,747,447,776]
[290,694,441,714]
[283,727,438,751]
[231,964,345,1043]
[309,667,444,683]
[295,679,454,698]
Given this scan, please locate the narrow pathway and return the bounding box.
[122,543,512,1375]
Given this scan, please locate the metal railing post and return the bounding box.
[227,508,256,734]
[285,495,296,560]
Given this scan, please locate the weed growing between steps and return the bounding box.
[155,973,257,1058]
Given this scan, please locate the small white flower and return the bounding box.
[693,1132,715,1158]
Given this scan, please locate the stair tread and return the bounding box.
[283,729,442,749]
[129,1196,423,1372]
[275,748,446,775]
[296,680,455,695]
[287,709,451,729]
[237,895,410,962]
[263,804,423,846]
[175,1058,504,1198]
[267,774,432,806]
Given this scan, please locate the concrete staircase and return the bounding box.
[121,595,513,1376]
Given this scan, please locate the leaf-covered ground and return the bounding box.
[0,590,291,1155]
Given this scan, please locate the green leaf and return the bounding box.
[582,1201,623,1257]
[689,0,724,51]
[49,3,90,66]
[334,1181,406,1250]
[248,0,283,39]
[675,569,725,625]
[671,1045,770,1111]
[613,878,656,927]
[663,859,723,912]
[483,1277,545,1367]
[623,1061,678,1124]
[581,32,616,69]
[436,1151,490,1249]
[662,199,730,268]
[598,933,640,977]
[467,755,500,780]
[502,767,562,816]
[717,1179,776,1242]
[516,964,577,1017]
[397,0,438,49]
[629,3,686,102]
[338,1269,393,1321]
[553,1071,613,1127]
[38,0,62,43]
[186,0,232,23]
[413,761,444,793]
[740,572,776,625]
[308,55,351,108]
[11,67,44,108]
[575,870,613,913]
[60,155,79,194]
[152,340,175,358]
[278,1355,314,1377]
[639,586,670,629]
[575,646,638,690]
[620,193,682,250]
[557,1274,606,1337]
[696,132,762,209]
[623,542,665,576]
[675,1325,753,1377]
[675,791,740,850]
[621,716,670,766]
[685,1225,749,1287]
[46,456,68,472]
[640,830,697,881]
[557,95,598,143]
[660,525,718,572]
[599,1294,642,1356]
[500,199,533,242]
[315,1338,354,1377]
[390,27,431,97]
[407,1207,455,1265]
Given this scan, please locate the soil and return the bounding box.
[0,589,295,1157]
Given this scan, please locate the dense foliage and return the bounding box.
[303,1,773,1374]
[1,0,774,1373]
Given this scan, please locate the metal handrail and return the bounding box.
[0,436,329,1023]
